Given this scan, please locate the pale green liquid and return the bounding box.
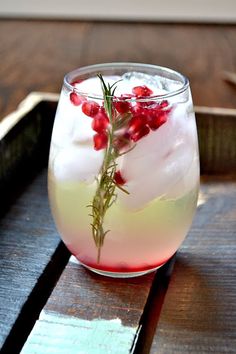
[48,171,198,272]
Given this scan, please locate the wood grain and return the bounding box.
[0,20,236,121]
[21,257,155,354]
[0,169,70,353]
[0,99,70,353]
[195,107,236,174]
[150,178,236,353]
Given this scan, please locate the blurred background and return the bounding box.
[1,0,236,22]
[0,0,236,120]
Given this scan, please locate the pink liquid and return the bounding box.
[48,174,198,276]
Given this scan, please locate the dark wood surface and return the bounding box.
[0,20,236,122]
[0,99,70,353]
[0,168,70,353]
[151,177,236,354]
[195,107,236,174]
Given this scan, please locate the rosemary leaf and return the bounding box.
[88,74,130,263]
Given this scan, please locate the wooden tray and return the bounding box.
[0,93,235,354]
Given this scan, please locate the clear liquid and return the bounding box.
[48,170,198,274]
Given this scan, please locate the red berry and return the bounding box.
[136,100,156,108]
[99,107,110,121]
[132,85,153,97]
[130,125,150,142]
[70,92,83,106]
[114,100,131,114]
[148,111,168,131]
[114,170,126,185]
[93,132,108,150]
[82,101,100,117]
[70,79,84,86]
[131,104,146,117]
[121,94,135,99]
[128,115,147,134]
[160,100,169,109]
[91,111,109,133]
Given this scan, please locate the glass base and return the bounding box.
[80,261,166,278]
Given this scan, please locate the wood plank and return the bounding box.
[0,97,70,353]
[21,257,155,354]
[0,169,70,353]
[195,107,236,174]
[0,21,236,122]
[150,177,236,353]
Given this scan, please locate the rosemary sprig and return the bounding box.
[88,74,129,263]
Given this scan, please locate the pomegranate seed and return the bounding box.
[99,107,110,120]
[160,100,169,109]
[82,101,100,117]
[131,104,146,117]
[132,85,153,97]
[121,93,135,99]
[136,101,153,108]
[129,115,147,134]
[114,170,126,185]
[148,111,168,131]
[71,79,84,86]
[93,132,108,150]
[92,112,109,133]
[114,100,131,114]
[70,92,83,106]
[131,125,150,142]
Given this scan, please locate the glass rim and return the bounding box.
[64,62,189,102]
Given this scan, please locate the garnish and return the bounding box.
[82,101,100,117]
[70,92,83,106]
[88,74,130,262]
[132,85,153,97]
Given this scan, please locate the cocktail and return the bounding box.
[48,63,199,277]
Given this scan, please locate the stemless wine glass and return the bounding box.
[48,63,199,278]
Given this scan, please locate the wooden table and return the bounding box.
[0,20,236,354]
[0,20,236,121]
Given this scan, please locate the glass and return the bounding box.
[48,63,199,278]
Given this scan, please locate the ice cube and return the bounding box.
[53,144,104,183]
[119,138,194,210]
[120,105,187,175]
[122,71,163,89]
[166,153,199,199]
[118,105,197,210]
[71,108,95,145]
[121,71,182,95]
[75,76,121,98]
[52,91,97,147]
[52,92,76,147]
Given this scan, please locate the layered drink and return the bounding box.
[48,63,199,277]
